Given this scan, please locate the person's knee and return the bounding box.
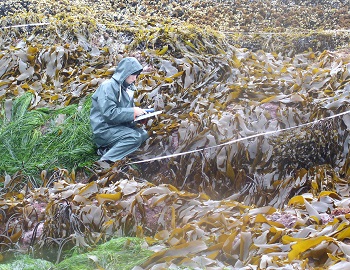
[132,132,144,146]
[140,130,149,143]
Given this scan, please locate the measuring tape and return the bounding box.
[128,110,350,165]
[0,23,50,29]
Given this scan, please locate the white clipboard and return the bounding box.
[134,110,162,122]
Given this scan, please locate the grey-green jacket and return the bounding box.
[90,57,143,147]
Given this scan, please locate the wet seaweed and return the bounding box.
[0,0,350,269]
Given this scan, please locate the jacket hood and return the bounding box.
[112,57,143,85]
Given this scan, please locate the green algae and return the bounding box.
[55,237,153,270]
[0,93,97,176]
[0,238,153,270]
[0,255,54,270]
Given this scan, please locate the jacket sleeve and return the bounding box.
[95,83,135,125]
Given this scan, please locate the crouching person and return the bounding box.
[90,57,149,163]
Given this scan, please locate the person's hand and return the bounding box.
[134,107,146,119]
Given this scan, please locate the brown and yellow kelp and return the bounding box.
[1,0,350,269]
[1,10,349,204]
[1,166,350,268]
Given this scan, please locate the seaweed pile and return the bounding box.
[1,0,350,53]
[1,0,350,31]
[0,0,350,269]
